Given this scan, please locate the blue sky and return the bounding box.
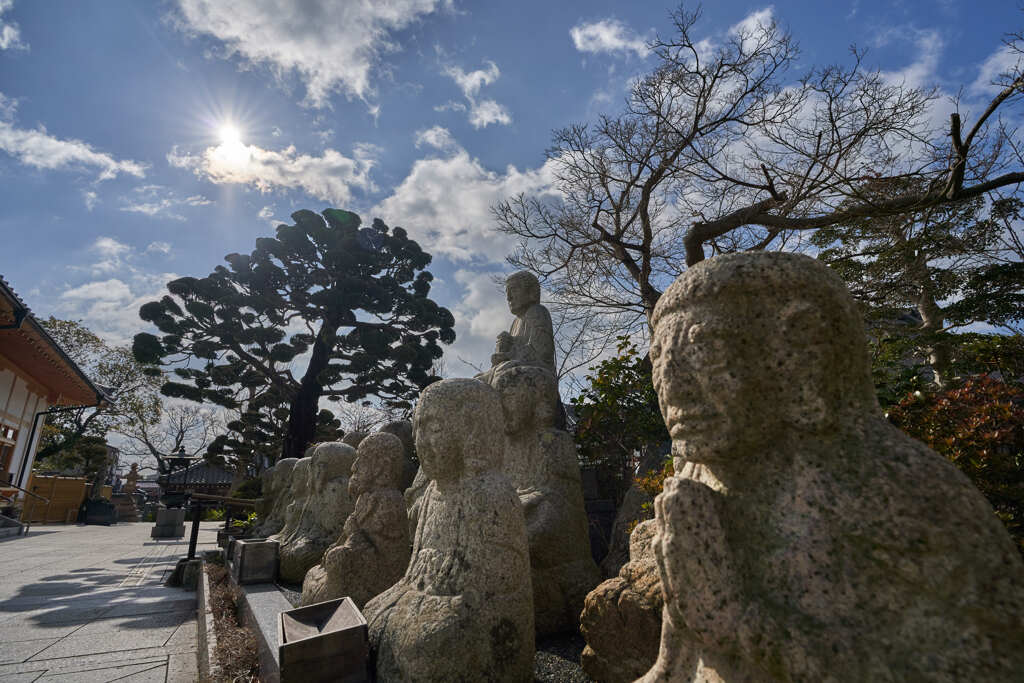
[0,0,1019,378]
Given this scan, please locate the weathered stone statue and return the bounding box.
[342,430,367,449]
[580,520,662,683]
[253,457,297,537]
[268,456,311,546]
[123,463,139,493]
[364,378,534,682]
[492,365,601,635]
[474,270,600,635]
[301,432,411,608]
[379,419,417,491]
[276,443,356,583]
[477,270,556,384]
[642,252,1024,682]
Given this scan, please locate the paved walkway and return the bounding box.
[0,520,219,682]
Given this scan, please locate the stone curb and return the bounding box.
[196,557,221,682]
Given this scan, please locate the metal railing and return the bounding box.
[0,482,50,535]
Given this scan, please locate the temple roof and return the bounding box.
[166,460,234,486]
[0,276,107,406]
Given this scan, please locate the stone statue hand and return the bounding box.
[655,476,743,649]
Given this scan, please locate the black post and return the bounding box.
[187,498,201,559]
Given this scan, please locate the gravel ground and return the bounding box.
[277,582,593,682]
[535,633,593,682]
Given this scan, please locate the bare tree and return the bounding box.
[495,6,1024,329]
[116,402,222,472]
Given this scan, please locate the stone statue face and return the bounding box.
[506,277,538,317]
[651,300,778,463]
[414,397,462,483]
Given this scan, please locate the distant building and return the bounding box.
[0,277,106,495]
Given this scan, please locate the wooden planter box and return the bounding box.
[278,597,369,683]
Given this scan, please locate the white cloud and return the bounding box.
[82,190,99,211]
[880,28,943,89]
[0,95,146,180]
[443,268,512,373]
[167,140,376,206]
[0,0,25,50]
[61,278,133,303]
[172,0,450,108]
[57,271,180,345]
[727,7,775,52]
[446,61,500,99]
[442,61,512,129]
[118,185,213,220]
[145,241,172,255]
[0,92,15,121]
[89,236,133,274]
[570,18,648,57]
[414,125,457,151]
[372,136,557,263]
[468,99,512,128]
[971,44,1022,96]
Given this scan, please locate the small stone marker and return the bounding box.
[278,597,369,683]
[150,507,185,538]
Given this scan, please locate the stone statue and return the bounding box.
[580,520,662,683]
[123,463,139,493]
[477,270,556,385]
[492,365,601,635]
[277,442,356,583]
[472,270,600,636]
[342,430,368,449]
[301,432,411,608]
[642,252,1024,682]
[379,419,418,491]
[364,378,534,682]
[253,457,297,537]
[268,456,311,546]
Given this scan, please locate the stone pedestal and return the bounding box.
[150,507,185,538]
[230,539,280,585]
[279,597,369,683]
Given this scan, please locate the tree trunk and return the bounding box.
[280,323,335,461]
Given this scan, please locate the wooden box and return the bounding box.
[278,597,369,683]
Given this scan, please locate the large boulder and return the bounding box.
[580,520,662,683]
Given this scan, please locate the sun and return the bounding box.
[218,123,242,146]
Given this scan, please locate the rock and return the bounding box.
[253,458,297,537]
[380,419,418,491]
[301,432,411,608]
[642,251,1024,682]
[580,520,662,683]
[364,378,534,682]
[277,442,356,584]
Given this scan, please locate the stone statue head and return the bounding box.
[289,457,313,498]
[492,365,560,435]
[350,432,405,499]
[342,430,368,449]
[650,252,878,465]
[414,378,504,484]
[506,271,541,316]
[380,420,415,461]
[311,442,357,491]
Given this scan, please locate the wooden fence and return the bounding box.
[16,474,112,523]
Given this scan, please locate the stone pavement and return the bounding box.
[0,520,219,682]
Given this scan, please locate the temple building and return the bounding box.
[0,277,106,495]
